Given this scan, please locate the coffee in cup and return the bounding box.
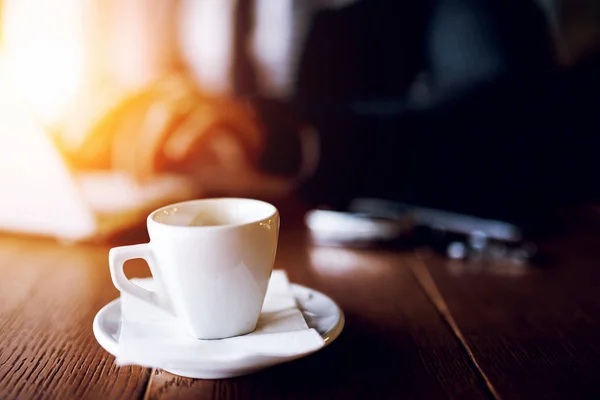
[109,198,280,339]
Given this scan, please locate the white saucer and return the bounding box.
[93,284,344,379]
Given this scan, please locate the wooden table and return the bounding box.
[1,201,600,399]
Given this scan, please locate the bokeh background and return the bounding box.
[0,0,598,241]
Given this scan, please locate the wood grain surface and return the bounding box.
[0,236,150,400]
[415,233,600,399]
[3,201,600,399]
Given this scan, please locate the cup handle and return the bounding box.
[109,243,174,315]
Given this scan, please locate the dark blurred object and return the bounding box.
[282,0,568,233]
[306,197,537,264]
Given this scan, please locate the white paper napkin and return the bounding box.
[116,270,325,369]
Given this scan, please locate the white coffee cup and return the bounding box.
[108,198,280,339]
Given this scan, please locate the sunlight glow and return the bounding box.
[2,0,86,126]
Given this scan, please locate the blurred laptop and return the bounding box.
[0,86,193,242]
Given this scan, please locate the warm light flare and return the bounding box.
[2,0,87,126]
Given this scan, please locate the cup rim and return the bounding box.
[148,198,279,230]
